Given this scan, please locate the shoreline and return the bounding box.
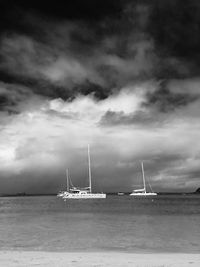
[0,251,199,267]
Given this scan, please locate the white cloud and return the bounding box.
[0,84,200,193]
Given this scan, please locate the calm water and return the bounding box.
[0,195,199,253]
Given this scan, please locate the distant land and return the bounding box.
[1,190,200,197]
[0,193,56,197]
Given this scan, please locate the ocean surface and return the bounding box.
[0,195,199,253]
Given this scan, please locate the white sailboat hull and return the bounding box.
[63,193,106,199]
[130,192,157,196]
[57,191,67,197]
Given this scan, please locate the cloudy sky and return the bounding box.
[0,0,200,194]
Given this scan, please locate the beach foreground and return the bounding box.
[0,252,199,267]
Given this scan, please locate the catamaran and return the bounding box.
[63,145,106,199]
[130,162,157,197]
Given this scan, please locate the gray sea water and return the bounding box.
[0,195,199,253]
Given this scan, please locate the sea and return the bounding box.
[0,195,199,253]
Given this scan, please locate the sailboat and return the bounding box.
[63,145,106,199]
[130,162,157,197]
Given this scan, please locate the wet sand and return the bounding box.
[0,251,199,267]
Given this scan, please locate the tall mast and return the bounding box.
[141,162,146,193]
[88,144,92,193]
[66,168,69,191]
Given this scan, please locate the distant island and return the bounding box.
[0,193,56,197]
[1,190,200,197]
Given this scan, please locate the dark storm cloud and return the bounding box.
[149,0,200,71]
[0,0,157,102]
[0,82,31,113]
[0,0,199,107]
[0,0,124,35]
[0,94,14,111]
[144,81,198,112]
[0,1,200,83]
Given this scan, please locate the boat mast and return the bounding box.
[141,162,146,193]
[88,144,92,193]
[66,168,69,191]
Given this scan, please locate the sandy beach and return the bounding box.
[0,251,199,267]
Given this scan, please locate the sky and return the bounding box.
[0,0,200,194]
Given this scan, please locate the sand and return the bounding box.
[0,251,199,267]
